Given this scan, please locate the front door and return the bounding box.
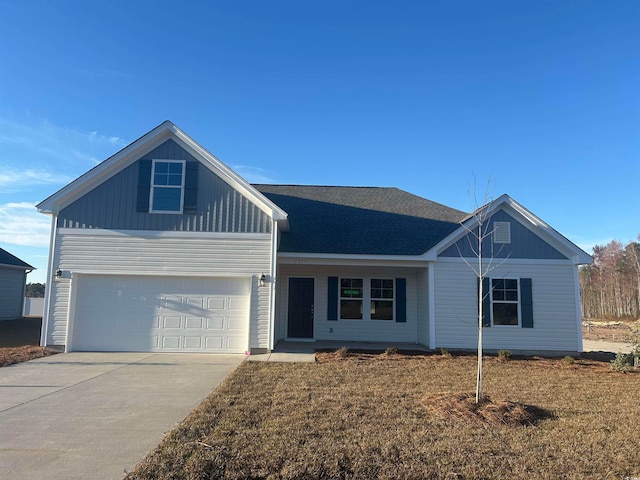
[287,278,314,339]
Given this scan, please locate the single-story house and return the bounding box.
[37,121,592,355]
[0,248,34,321]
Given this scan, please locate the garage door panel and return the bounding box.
[72,275,249,353]
[185,317,203,329]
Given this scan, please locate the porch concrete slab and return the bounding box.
[0,352,245,479]
[275,340,430,353]
[247,352,316,363]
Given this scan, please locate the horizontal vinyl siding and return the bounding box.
[46,231,272,349]
[434,260,579,352]
[416,268,429,345]
[0,268,25,320]
[276,264,423,344]
[58,140,271,233]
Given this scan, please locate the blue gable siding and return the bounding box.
[439,210,567,260]
[58,139,271,233]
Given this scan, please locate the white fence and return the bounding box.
[23,297,44,317]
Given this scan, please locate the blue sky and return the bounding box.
[1,1,638,283]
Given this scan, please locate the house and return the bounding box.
[0,248,34,321]
[37,121,592,355]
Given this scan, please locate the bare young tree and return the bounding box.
[457,177,507,403]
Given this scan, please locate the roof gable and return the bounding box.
[255,185,467,255]
[428,194,592,265]
[37,121,288,226]
[0,248,34,270]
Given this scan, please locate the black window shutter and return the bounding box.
[183,161,198,214]
[327,277,338,321]
[395,278,407,322]
[136,160,152,213]
[479,277,491,327]
[520,278,533,328]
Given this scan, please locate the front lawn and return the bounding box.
[126,352,640,480]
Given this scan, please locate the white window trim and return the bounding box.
[370,278,395,321]
[149,159,186,214]
[493,221,511,244]
[490,277,521,327]
[338,277,395,321]
[339,277,364,321]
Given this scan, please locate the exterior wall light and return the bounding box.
[259,273,266,287]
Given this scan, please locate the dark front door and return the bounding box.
[287,278,314,339]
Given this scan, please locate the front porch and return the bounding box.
[273,340,431,354]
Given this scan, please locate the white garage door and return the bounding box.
[70,275,250,353]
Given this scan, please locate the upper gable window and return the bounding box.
[150,160,185,213]
[493,221,511,244]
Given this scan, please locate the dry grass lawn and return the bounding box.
[127,352,640,480]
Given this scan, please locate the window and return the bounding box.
[493,221,511,244]
[150,160,185,213]
[370,279,394,320]
[491,279,519,326]
[340,278,363,319]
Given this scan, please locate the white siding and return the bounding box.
[23,297,45,317]
[0,268,26,320]
[45,231,272,350]
[434,260,580,352]
[276,264,423,344]
[416,268,429,345]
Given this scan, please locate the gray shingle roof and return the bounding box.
[0,248,34,270]
[254,185,468,255]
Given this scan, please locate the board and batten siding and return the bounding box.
[58,139,271,233]
[275,264,425,344]
[439,210,567,260]
[45,231,273,350]
[434,260,580,352]
[0,268,27,320]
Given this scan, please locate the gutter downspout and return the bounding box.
[40,214,57,347]
[20,268,33,317]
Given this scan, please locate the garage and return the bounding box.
[69,275,250,353]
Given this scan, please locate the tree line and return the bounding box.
[25,283,45,298]
[580,236,640,320]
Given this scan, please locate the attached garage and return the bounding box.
[69,275,250,353]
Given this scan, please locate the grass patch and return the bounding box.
[126,354,640,480]
[0,345,58,367]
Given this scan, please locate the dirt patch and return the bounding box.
[0,318,58,366]
[582,318,634,343]
[422,392,552,426]
[0,345,59,367]
[0,317,43,347]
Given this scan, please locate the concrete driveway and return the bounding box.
[0,352,245,479]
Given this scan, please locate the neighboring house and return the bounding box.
[37,121,592,355]
[0,248,34,321]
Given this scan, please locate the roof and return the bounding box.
[254,185,468,255]
[0,248,34,270]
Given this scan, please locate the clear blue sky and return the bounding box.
[1,1,638,283]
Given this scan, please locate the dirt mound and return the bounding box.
[422,392,551,426]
